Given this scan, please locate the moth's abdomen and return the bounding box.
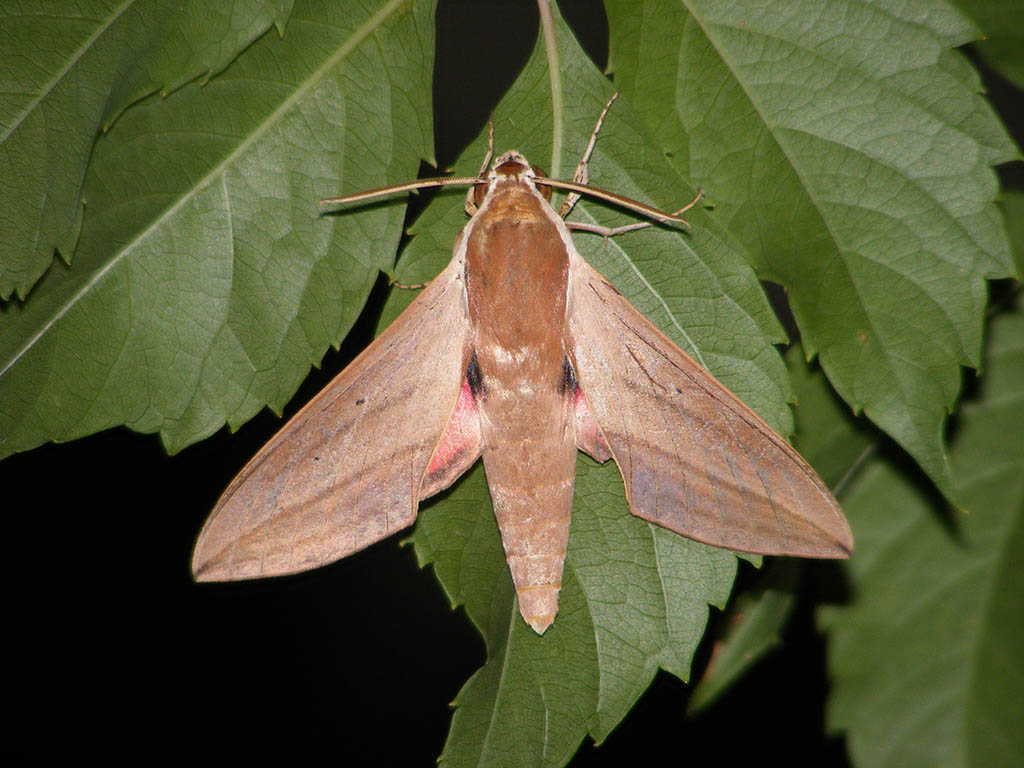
[480,408,576,634]
[472,340,577,634]
[472,347,576,633]
[499,496,571,632]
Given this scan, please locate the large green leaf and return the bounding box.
[0,0,295,300]
[0,0,434,457]
[822,300,1024,767]
[402,5,792,764]
[604,0,1018,498]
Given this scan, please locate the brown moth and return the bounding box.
[192,99,852,634]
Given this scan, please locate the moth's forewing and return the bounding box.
[567,253,852,558]
[192,256,475,581]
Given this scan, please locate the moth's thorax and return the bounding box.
[481,183,547,224]
[463,176,569,379]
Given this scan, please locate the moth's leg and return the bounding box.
[389,278,428,290]
[559,92,618,220]
[465,118,495,217]
[479,117,495,174]
[567,189,705,238]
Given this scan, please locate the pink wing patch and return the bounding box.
[574,387,612,462]
[420,379,484,499]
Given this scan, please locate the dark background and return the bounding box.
[7,1,1021,765]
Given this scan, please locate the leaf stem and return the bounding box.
[536,0,562,179]
[833,442,876,500]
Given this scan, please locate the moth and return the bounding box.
[192,97,853,634]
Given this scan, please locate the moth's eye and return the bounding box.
[473,184,487,207]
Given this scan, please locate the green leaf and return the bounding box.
[822,301,1024,767]
[0,0,434,457]
[952,0,1024,90]
[403,5,793,764]
[604,0,1018,499]
[686,561,798,714]
[1002,190,1024,277]
[0,0,296,300]
[787,342,876,492]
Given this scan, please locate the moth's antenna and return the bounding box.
[537,179,701,228]
[319,176,485,212]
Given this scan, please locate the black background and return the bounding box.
[7,1,1022,765]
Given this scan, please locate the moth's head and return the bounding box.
[489,151,532,179]
[476,151,552,206]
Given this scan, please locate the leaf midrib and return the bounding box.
[477,606,519,764]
